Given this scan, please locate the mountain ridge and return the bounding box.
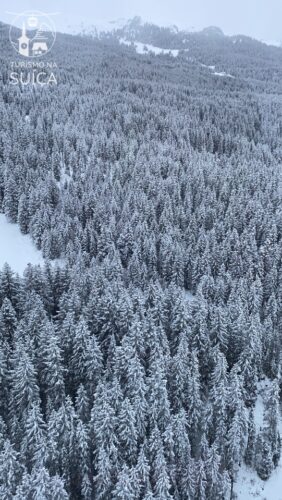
[64,17,282,49]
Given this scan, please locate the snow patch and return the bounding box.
[200,63,216,70]
[213,71,235,78]
[184,290,195,302]
[0,214,44,274]
[119,38,185,57]
[200,64,234,78]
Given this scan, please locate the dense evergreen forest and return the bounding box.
[0,19,282,499]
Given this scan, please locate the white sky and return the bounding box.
[2,0,282,41]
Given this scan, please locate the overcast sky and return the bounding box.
[2,0,282,41]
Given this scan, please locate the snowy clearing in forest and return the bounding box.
[0,214,44,274]
[235,380,282,500]
[200,63,235,79]
[119,38,185,57]
[200,63,216,70]
[213,71,235,78]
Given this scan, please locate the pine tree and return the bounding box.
[0,298,17,344]
[20,403,47,471]
[15,467,68,500]
[186,350,203,452]
[209,349,228,454]
[0,440,23,499]
[3,175,19,223]
[255,433,273,481]
[75,384,90,423]
[135,445,150,497]
[9,343,40,422]
[17,193,30,234]
[71,319,103,397]
[76,419,92,499]
[46,399,76,488]
[0,264,20,310]
[117,397,137,465]
[263,380,281,467]
[41,323,65,410]
[112,465,135,500]
[147,356,171,432]
[245,408,256,467]
[194,460,207,500]
[126,353,148,439]
[0,345,8,418]
[173,410,195,498]
[153,442,173,500]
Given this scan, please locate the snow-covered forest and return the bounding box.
[0,17,282,499]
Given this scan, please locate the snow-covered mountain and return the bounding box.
[66,17,282,56]
[67,17,131,37]
[66,17,231,59]
[66,17,217,41]
[66,16,144,38]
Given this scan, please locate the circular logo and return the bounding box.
[9,11,56,58]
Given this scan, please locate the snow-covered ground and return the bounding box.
[119,38,186,57]
[213,71,235,78]
[201,63,216,70]
[200,63,235,79]
[0,214,44,274]
[236,462,282,499]
[184,290,195,302]
[235,380,282,500]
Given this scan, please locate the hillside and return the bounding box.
[0,17,281,499]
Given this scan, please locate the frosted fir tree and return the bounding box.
[255,434,274,481]
[263,380,281,467]
[244,408,256,467]
[0,440,23,499]
[112,465,136,500]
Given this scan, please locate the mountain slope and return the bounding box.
[0,18,282,500]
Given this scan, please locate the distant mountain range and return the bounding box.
[65,17,282,49]
[66,17,225,40]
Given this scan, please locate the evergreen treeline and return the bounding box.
[0,20,281,499]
